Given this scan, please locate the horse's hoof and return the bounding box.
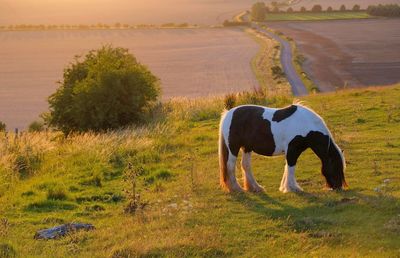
[246,185,265,193]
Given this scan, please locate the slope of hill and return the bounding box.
[1,85,399,257]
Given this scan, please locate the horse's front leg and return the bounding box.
[241,151,264,192]
[279,163,303,193]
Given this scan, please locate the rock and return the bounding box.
[34,223,95,240]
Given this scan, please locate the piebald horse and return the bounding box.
[219,104,347,193]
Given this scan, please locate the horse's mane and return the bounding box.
[292,99,346,170]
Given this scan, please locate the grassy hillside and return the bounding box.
[1,85,400,257]
[265,11,372,21]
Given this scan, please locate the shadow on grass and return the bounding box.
[111,245,228,258]
[229,188,400,234]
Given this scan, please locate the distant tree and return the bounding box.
[340,4,346,11]
[353,4,361,11]
[300,6,307,12]
[287,7,294,13]
[311,5,323,12]
[47,45,160,134]
[251,2,267,21]
[327,6,333,12]
[265,6,270,13]
[272,6,280,13]
[0,121,6,132]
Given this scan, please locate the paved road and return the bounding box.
[254,25,308,96]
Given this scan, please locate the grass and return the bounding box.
[265,11,372,21]
[1,85,400,256]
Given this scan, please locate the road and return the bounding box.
[254,25,308,96]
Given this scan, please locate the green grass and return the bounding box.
[1,86,400,257]
[265,11,372,21]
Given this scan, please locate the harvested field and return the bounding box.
[0,0,257,26]
[267,19,400,91]
[0,28,259,130]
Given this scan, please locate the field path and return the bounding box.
[254,25,308,96]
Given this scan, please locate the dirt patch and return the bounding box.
[267,19,400,91]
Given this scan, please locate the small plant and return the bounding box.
[0,121,6,132]
[0,243,16,258]
[224,94,236,110]
[123,163,147,214]
[0,218,10,237]
[47,186,68,200]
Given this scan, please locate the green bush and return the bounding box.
[47,45,160,134]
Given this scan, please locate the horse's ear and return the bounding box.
[341,150,344,154]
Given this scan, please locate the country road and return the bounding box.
[254,25,308,96]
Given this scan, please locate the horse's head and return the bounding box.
[321,145,347,190]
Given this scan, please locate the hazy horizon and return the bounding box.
[1,0,400,25]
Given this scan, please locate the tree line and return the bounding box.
[251,2,400,21]
[367,4,400,17]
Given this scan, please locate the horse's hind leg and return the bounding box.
[226,153,243,192]
[241,151,264,192]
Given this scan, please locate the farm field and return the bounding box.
[0,28,259,130]
[264,11,371,21]
[267,19,400,91]
[286,0,400,11]
[0,85,399,257]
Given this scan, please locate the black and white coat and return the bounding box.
[219,104,346,193]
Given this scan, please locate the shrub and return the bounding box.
[311,5,323,12]
[0,121,6,132]
[47,45,160,134]
[28,120,44,132]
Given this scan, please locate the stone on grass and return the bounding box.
[34,223,95,240]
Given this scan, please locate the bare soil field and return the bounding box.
[0,28,259,130]
[0,0,257,26]
[267,19,400,91]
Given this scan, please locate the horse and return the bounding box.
[218,103,347,193]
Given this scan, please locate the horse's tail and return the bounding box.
[219,111,229,190]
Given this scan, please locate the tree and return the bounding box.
[287,7,294,13]
[340,4,346,11]
[311,5,323,12]
[300,6,307,12]
[47,45,160,134]
[327,6,333,12]
[353,4,361,11]
[251,2,267,21]
[272,6,280,13]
